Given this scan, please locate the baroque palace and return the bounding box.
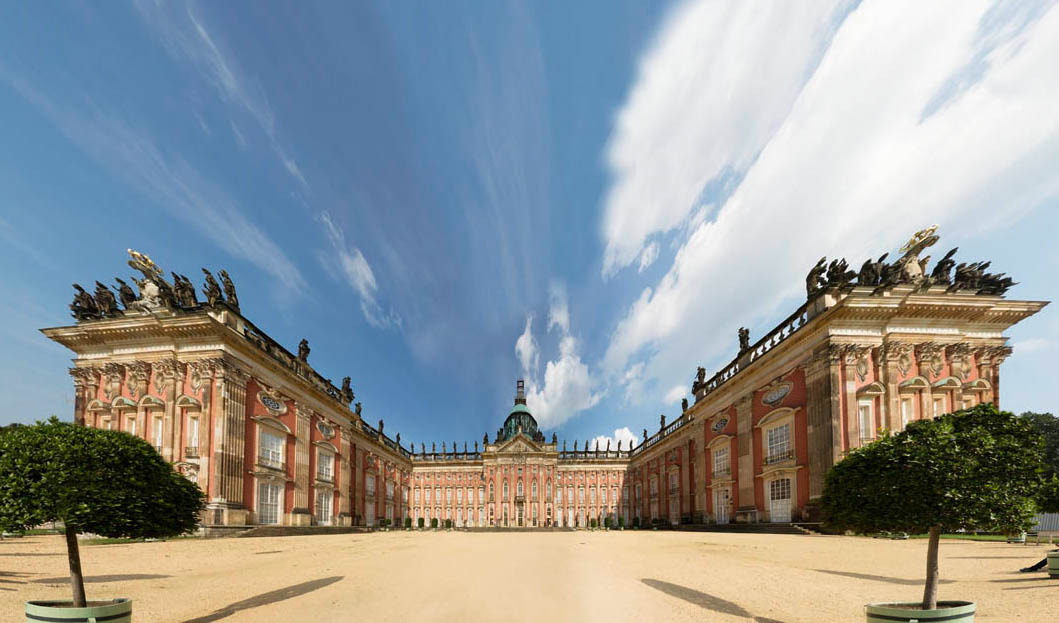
[42,228,1046,530]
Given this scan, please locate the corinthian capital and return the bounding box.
[69,366,101,388]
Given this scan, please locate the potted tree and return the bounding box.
[822,404,1045,622]
[0,418,203,622]
[431,517,438,530]
[404,517,412,530]
[618,516,625,530]
[444,518,452,531]
[417,517,425,530]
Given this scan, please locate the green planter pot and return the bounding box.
[1047,552,1059,578]
[26,598,131,623]
[865,601,974,623]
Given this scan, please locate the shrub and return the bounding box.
[404,517,412,529]
[418,517,425,529]
[632,516,640,528]
[822,404,1045,610]
[589,518,597,529]
[618,516,625,528]
[604,517,611,529]
[444,518,452,529]
[0,418,204,607]
[431,517,438,529]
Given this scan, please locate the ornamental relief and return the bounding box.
[878,342,914,376]
[914,343,945,379]
[152,359,182,393]
[842,345,872,382]
[102,363,125,401]
[125,361,151,399]
[945,343,972,380]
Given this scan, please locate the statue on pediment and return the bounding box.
[70,284,98,320]
[218,269,239,310]
[93,281,120,316]
[113,278,138,310]
[201,268,224,307]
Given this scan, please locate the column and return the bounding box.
[735,394,754,512]
[210,359,250,525]
[292,404,312,526]
[353,444,363,525]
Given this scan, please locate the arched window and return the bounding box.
[531,480,537,500]
[489,482,494,501]
[517,480,523,496]
[546,481,551,500]
[503,482,509,500]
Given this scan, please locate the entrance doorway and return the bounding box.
[769,478,792,523]
[713,488,730,525]
[517,505,523,527]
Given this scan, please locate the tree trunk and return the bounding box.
[922,525,941,610]
[64,526,87,608]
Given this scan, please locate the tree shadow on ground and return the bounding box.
[32,574,170,584]
[0,570,32,584]
[641,579,786,622]
[182,576,343,623]
[813,569,954,586]
[949,556,1028,559]
[0,553,62,557]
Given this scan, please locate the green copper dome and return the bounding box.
[497,380,544,443]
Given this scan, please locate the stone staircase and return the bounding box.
[232,525,374,538]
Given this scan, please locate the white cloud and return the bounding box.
[318,212,399,329]
[603,1,1059,405]
[517,283,603,428]
[663,384,687,405]
[637,241,659,273]
[601,0,855,277]
[1013,338,1051,355]
[515,315,539,374]
[592,427,638,453]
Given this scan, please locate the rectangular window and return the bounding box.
[257,481,282,525]
[713,447,730,476]
[900,399,912,430]
[858,400,874,441]
[153,416,164,450]
[317,451,334,481]
[669,473,678,493]
[187,417,199,451]
[127,416,136,436]
[259,430,284,469]
[386,480,395,499]
[414,488,420,504]
[366,474,376,496]
[315,490,332,525]
[601,488,607,504]
[457,488,463,504]
[766,423,791,463]
[933,397,945,418]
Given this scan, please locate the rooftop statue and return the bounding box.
[127,249,163,282]
[606,439,610,452]
[483,432,488,446]
[738,327,750,352]
[825,258,857,291]
[70,284,98,320]
[660,413,666,429]
[297,339,310,362]
[617,440,622,451]
[125,250,169,310]
[377,419,384,434]
[929,248,958,285]
[340,377,354,404]
[643,428,647,441]
[806,256,827,298]
[682,397,688,412]
[354,402,362,417]
[201,268,224,307]
[396,433,401,445]
[857,253,889,287]
[113,278,138,310]
[219,270,239,310]
[171,272,196,308]
[474,441,479,453]
[432,442,436,453]
[93,281,119,316]
[552,432,557,444]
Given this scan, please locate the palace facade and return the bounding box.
[42,230,1047,529]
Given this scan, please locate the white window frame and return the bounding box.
[317,450,334,482]
[315,490,332,525]
[858,399,874,441]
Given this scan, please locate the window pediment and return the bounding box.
[932,376,961,389]
[253,415,292,435]
[175,394,201,408]
[707,434,733,449]
[756,407,798,429]
[900,376,930,392]
[856,382,885,397]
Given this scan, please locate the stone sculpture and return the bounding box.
[201,268,223,307]
[70,284,98,320]
[219,270,239,310]
[113,278,138,310]
[297,339,310,362]
[738,327,750,352]
[93,281,119,316]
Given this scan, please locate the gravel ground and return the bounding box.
[1,531,1055,622]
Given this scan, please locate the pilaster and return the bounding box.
[804,344,841,500]
[69,367,100,426]
[735,394,754,510]
[291,404,312,526]
[338,426,353,524]
[154,359,182,462]
[209,359,250,525]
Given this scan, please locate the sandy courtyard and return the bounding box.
[1,531,1055,622]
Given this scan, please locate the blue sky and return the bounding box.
[1,1,1057,449]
